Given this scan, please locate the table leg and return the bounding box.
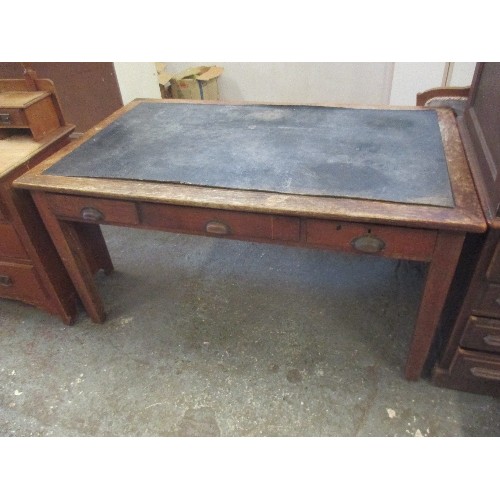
[75,223,114,275]
[404,231,465,380]
[31,192,106,323]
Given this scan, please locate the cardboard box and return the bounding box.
[155,63,173,98]
[169,66,223,100]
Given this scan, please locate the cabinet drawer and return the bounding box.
[447,348,500,394]
[45,194,140,226]
[305,219,437,261]
[0,108,27,127]
[0,223,28,260]
[473,283,500,318]
[140,203,300,243]
[461,316,500,354]
[0,261,47,304]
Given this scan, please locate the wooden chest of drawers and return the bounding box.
[0,76,78,324]
[432,63,500,396]
[433,230,500,395]
[0,128,78,323]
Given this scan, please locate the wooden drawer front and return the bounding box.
[0,223,28,260]
[449,348,500,391]
[305,219,437,261]
[0,108,27,127]
[487,240,500,283]
[0,261,47,304]
[140,203,301,243]
[473,283,500,318]
[45,194,140,226]
[433,348,500,396]
[461,316,500,354]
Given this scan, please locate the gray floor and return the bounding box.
[1,225,499,437]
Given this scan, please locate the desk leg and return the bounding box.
[31,192,106,323]
[75,223,114,276]
[404,231,465,380]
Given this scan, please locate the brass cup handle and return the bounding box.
[351,234,385,254]
[470,366,500,381]
[0,113,11,125]
[0,275,13,287]
[81,207,104,223]
[483,335,500,348]
[205,220,230,235]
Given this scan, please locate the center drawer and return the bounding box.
[140,203,300,243]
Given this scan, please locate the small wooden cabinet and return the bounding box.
[0,91,61,140]
[432,63,500,396]
[0,76,77,324]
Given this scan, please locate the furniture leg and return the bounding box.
[31,192,106,323]
[74,223,114,275]
[404,231,465,380]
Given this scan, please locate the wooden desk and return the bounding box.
[14,99,486,380]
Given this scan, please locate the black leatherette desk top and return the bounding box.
[44,102,455,208]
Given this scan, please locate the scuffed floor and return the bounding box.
[1,226,499,436]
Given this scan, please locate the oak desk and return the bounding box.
[14,99,486,380]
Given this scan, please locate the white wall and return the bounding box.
[448,62,476,86]
[113,62,161,104]
[113,62,477,107]
[165,62,394,106]
[389,62,447,105]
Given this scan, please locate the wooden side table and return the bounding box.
[0,76,77,324]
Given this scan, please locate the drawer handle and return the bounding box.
[0,275,13,287]
[483,335,500,348]
[205,220,230,236]
[351,235,385,254]
[0,113,11,125]
[80,207,104,223]
[470,366,500,381]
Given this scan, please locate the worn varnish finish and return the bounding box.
[0,76,78,323]
[14,99,486,380]
[0,130,77,323]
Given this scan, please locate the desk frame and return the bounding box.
[14,99,486,380]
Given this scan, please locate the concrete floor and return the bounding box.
[1,225,499,437]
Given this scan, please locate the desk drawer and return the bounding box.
[0,261,47,304]
[45,194,140,226]
[140,203,300,243]
[0,108,27,127]
[461,316,500,354]
[305,219,437,261]
[0,223,28,260]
